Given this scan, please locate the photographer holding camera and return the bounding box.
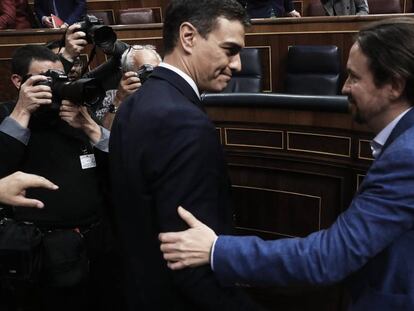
[95,44,161,129]
[0,45,120,311]
[58,18,128,92]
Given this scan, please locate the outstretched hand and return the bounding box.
[159,206,217,270]
[0,171,58,208]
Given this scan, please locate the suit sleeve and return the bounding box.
[0,111,27,178]
[213,138,414,287]
[355,0,369,15]
[64,0,86,25]
[143,111,260,310]
[284,0,294,13]
[34,0,47,23]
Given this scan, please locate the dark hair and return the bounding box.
[356,17,414,102]
[163,0,249,55]
[11,45,60,77]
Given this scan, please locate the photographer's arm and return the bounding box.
[100,71,141,130]
[59,101,109,152]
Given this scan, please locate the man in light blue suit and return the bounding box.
[159,17,414,311]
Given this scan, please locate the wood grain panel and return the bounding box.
[225,128,284,150]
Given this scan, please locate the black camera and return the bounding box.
[136,64,154,84]
[34,69,104,108]
[78,15,128,57]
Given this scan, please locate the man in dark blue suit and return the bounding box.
[244,0,301,18]
[109,0,263,310]
[34,0,85,28]
[160,17,414,310]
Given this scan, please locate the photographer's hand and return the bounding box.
[59,101,102,143]
[100,71,141,130]
[10,75,52,128]
[0,171,58,208]
[61,23,87,62]
[114,71,141,106]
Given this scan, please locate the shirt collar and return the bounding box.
[371,107,412,158]
[158,62,201,100]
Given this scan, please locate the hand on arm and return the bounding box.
[0,171,58,208]
[159,206,217,270]
[59,101,102,143]
[10,75,52,128]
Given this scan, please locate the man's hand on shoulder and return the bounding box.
[10,75,53,128]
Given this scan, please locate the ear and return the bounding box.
[11,74,23,89]
[389,76,406,101]
[179,22,198,55]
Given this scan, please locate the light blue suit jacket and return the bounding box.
[213,108,414,310]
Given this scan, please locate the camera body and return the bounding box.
[136,64,154,84]
[78,15,128,57]
[33,69,104,108]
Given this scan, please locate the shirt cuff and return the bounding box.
[0,117,30,145]
[210,236,219,271]
[92,126,110,152]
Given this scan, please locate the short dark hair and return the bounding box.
[356,17,414,102]
[11,45,60,77]
[163,0,249,55]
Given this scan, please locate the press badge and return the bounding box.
[80,154,96,169]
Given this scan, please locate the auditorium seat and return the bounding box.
[118,8,154,24]
[87,10,115,25]
[222,48,263,93]
[307,2,326,16]
[368,0,402,14]
[285,45,341,96]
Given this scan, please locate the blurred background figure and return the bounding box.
[0,0,33,30]
[243,0,301,18]
[34,0,86,28]
[68,56,85,81]
[321,0,369,15]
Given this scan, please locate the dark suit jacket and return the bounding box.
[34,0,85,25]
[109,66,262,310]
[213,108,414,310]
[246,0,294,18]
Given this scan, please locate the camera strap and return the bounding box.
[81,44,97,77]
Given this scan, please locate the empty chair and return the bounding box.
[222,48,263,93]
[368,0,402,14]
[285,45,341,96]
[87,10,115,25]
[118,8,154,25]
